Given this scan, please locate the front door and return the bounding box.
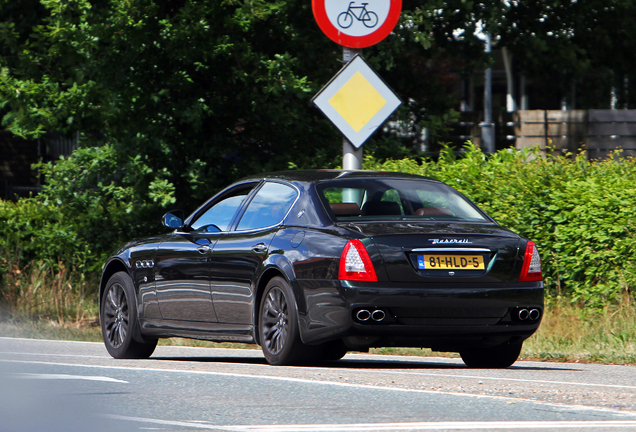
[154,233,218,322]
[154,182,259,322]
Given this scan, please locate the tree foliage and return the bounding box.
[498,0,636,108]
[0,145,176,272]
[3,1,635,175]
[1,0,484,208]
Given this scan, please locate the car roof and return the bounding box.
[239,169,439,184]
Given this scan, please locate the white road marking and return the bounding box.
[2,358,635,419]
[309,368,636,391]
[14,372,129,383]
[104,415,636,431]
[0,337,100,345]
[2,340,636,392]
[231,420,636,431]
[0,351,107,359]
[209,355,636,392]
[3,349,634,392]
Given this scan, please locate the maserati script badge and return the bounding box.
[429,238,472,245]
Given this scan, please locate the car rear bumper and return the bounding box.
[297,280,544,351]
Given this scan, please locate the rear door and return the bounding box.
[210,181,299,324]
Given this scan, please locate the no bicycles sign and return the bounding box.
[312,0,402,48]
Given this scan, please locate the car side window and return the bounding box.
[237,182,297,231]
[191,192,250,232]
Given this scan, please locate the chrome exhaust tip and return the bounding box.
[518,309,529,321]
[371,309,385,322]
[529,309,540,320]
[356,309,371,321]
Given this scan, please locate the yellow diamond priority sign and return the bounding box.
[313,55,401,148]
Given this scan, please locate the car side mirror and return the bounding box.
[162,210,185,229]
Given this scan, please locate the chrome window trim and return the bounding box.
[234,180,301,233]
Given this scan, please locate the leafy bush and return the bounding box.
[0,144,183,320]
[0,145,177,276]
[365,143,636,306]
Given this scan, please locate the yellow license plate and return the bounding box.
[418,254,485,270]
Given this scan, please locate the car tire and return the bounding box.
[259,277,307,365]
[460,340,523,368]
[319,340,348,361]
[100,271,157,359]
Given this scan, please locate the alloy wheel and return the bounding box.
[103,282,129,349]
[261,287,289,355]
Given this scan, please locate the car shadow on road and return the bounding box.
[149,355,577,371]
[329,359,579,371]
[151,356,269,365]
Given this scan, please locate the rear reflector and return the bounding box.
[339,240,378,282]
[518,241,542,282]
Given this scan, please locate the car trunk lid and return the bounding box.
[340,222,522,283]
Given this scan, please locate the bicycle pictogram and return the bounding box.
[337,2,379,29]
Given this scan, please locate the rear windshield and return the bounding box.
[316,178,488,222]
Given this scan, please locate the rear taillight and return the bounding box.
[518,240,542,282]
[339,240,378,282]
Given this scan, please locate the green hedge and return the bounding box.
[2,143,635,309]
[0,145,177,274]
[365,144,636,306]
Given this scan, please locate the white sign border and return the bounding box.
[313,55,402,148]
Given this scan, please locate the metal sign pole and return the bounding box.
[342,47,362,171]
[481,32,495,154]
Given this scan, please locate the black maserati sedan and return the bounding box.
[99,170,543,367]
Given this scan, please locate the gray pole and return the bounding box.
[481,33,495,154]
[502,46,516,112]
[342,47,363,170]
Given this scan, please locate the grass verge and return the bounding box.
[521,296,636,364]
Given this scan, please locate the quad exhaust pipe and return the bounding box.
[355,309,386,322]
[529,308,540,320]
[516,308,541,321]
[372,309,385,322]
[356,309,371,321]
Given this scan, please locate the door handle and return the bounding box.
[197,245,211,254]
[252,243,268,253]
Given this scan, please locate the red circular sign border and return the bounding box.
[312,0,402,49]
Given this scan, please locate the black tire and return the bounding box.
[100,271,157,359]
[319,340,348,361]
[259,277,306,365]
[460,340,523,368]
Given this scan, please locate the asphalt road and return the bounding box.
[1,337,636,431]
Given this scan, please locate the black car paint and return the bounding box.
[100,170,543,352]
